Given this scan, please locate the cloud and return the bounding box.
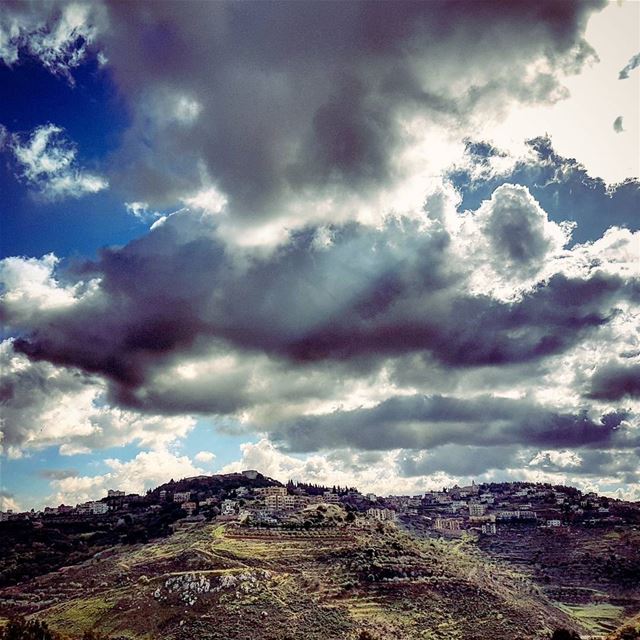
[194,450,216,463]
[92,0,603,224]
[220,438,640,501]
[619,52,640,80]
[0,491,21,513]
[587,363,640,401]
[268,394,633,453]
[8,124,108,199]
[613,116,624,133]
[47,449,204,507]
[3,190,638,433]
[39,468,79,480]
[0,340,196,457]
[0,2,103,82]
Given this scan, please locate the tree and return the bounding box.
[0,619,59,640]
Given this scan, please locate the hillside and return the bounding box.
[0,521,586,640]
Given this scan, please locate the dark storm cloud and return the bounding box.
[95,0,603,216]
[268,394,631,452]
[399,444,521,477]
[7,210,636,416]
[587,363,640,401]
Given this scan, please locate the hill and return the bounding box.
[0,521,585,640]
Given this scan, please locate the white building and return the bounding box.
[173,491,192,503]
[221,499,237,515]
[255,486,287,497]
[182,501,197,516]
[90,501,109,515]
[367,508,396,522]
[265,494,296,511]
[469,502,487,517]
[434,517,462,531]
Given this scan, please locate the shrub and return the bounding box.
[0,619,59,640]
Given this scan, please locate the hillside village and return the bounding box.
[1,471,639,639]
[2,470,638,536]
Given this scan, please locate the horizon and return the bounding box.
[4,468,637,514]
[1,0,639,514]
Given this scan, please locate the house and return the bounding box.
[182,501,197,516]
[90,501,109,515]
[546,519,562,527]
[469,502,487,517]
[242,470,259,480]
[367,508,396,522]
[107,489,125,498]
[322,491,340,504]
[481,522,497,535]
[255,486,287,497]
[434,517,462,531]
[221,499,237,515]
[265,494,296,511]
[173,491,192,503]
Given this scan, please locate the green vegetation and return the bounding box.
[0,524,589,639]
[0,618,117,640]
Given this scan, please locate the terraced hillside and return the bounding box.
[0,522,587,640]
[477,526,640,637]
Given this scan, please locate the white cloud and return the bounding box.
[10,124,108,199]
[0,494,21,513]
[220,439,452,496]
[453,184,573,300]
[483,2,640,184]
[0,340,196,457]
[0,3,104,81]
[194,450,216,463]
[125,201,162,222]
[47,449,204,507]
[0,253,88,318]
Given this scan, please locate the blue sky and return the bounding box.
[0,1,638,510]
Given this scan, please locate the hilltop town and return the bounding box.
[1,472,639,639]
[2,470,638,536]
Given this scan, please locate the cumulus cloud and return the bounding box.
[194,450,216,463]
[0,491,21,513]
[2,185,638,487]
[8,124,108,199]
[82,0,603,227]
[3,0,639,500]
[0,340,196,457]
[47,449,204,507]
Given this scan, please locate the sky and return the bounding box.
[0,0,639,512]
